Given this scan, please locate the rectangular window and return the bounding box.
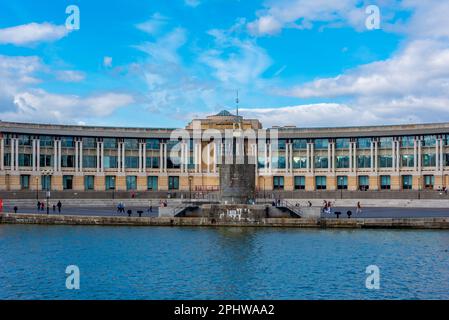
[63,175,73,190]
[401,136,414,148]
[273,176,284,190]
[357,155,371,168]
[146,157,160,169]
[18,135,32,146]
[83,155,97,168]
[358,175,369,191]
[292,156,307,169]
[337,176,348,190]
[314,156,328,169]
[422,154,436,167]
[124,139,138,150]
[292,139,307,150]
[18,154,32,167]
[379,155,393,168]
[168,176,179,190]
[278,156,286,169]
[125,156,139,169]
[103,138,117,149]
[4,153,10,167]
[61,137,75,148]
[422,135,436,147]
[105,176,116,190]
[61,155,75,168]
[424,175,434,189]
[316,176,327,190]
[20,175,30,190]
[380,175,391,190]
[314,139,328,150]
[126,176,137,190]
[379,137,393,148]
[401,155,414,167]
[146,139,160,150]
[336,156,349,168]
[40,154,53,167]
[104,156,118,169]
[84,176,95,190]
[335,138,349,149]
[82,138,96,149]
[445,154,449,166]
[147,176,158,190]
[294,176,305,190]
[402,175,412,190]
[41,175,51,190]
[277,139,286,150]
[39,136,54,147]
[357,138,371,149]
[257,157,265,169]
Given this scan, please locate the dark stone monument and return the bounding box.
[219,137,256,204]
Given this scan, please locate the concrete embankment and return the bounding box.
[1,213,449,229]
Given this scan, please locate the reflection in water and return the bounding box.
[0,225,449,299]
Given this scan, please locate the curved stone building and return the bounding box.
[1,111,449,193]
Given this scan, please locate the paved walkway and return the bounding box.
[320,207,449,218]
[2,205,449,219]
[2,206,159,218]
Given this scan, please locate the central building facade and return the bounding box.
[1,110,449,193]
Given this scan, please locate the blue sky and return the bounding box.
[0,0,448,128]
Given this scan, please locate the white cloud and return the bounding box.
[0,55,134,123]
[55,70,85,82]
[136,13,169,35]
[135,28,187,64]
[4,89,134,123]
[200,26,272,84]
[246,0,368,36]
[185,0,200,7]
[0,22,69,46]
[103,56,113,68]
[284,39,449,99]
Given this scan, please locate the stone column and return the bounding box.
[96,141,100,173]
[306,143,310,173]
[349,141,353,172]
[413,138,418,172]
[353,141,357,172]
[435,137,440,174]
[36,138,40,172]
[370,140,374,173]
[142,142,146,172]
[79,140,83,172]
[15,137,19,171]
[417,137,422,173]
[138,142,142,173]
[9,137,15,171]
[160,142,164,173]
[396,139,400,173]
[310,142,314,172]
[32,138,36,171]
[374,141,378,173]
[0,137,4,171]
[75,140,79,172]
[53,138,58,172]
[331,141,335,173]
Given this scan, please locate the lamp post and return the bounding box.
[188,176,193,200]
[42,169,53,215]
[35,176,39,201]
[338,176,343,199]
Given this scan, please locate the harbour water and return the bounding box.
[1,224,449,300]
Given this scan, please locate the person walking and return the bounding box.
[13,206,18,213]
[57,201,62,213]
[356,201,362,214]
[40,202,44,212]
[37,201,41,212]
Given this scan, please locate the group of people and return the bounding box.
[36,200,62,213]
